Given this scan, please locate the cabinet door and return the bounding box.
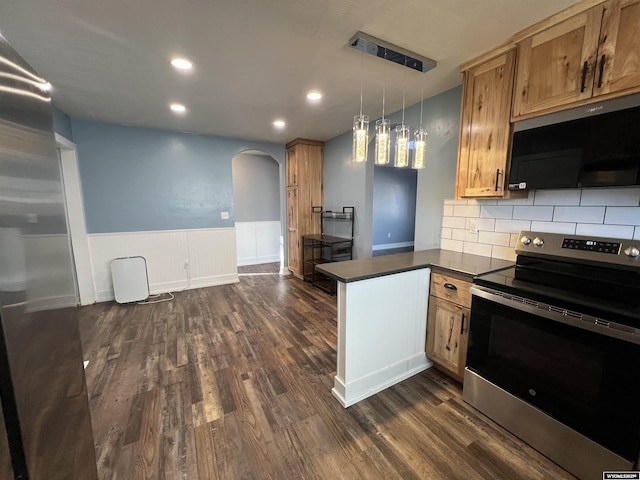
[512,5,604,118]
[457,50,516,198]
[287,187,300,275]
[426,296,470,381]
[594,0,640,97]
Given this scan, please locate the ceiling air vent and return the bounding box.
[349,32,436,73]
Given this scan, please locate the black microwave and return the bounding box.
[508,95,640,191]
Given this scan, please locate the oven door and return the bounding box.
[467,287,640,461]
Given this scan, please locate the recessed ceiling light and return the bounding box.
[171,58,193,70]
[273,120,286,128]
[170,103,186,113]
[307,91,322,101]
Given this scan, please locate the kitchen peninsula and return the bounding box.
[317,249,512,407]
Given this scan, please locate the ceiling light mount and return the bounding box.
[349,32,436,73]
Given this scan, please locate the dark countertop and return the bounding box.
[315,249,514,283]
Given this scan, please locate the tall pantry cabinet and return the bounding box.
[286,138,323,278]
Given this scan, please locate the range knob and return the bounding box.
[624,246,640,258]
[533,237,544,247]
[520,236,532,246]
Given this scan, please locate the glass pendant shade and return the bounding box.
[394,124,410,168]
[375,119,391,165]
[412,129,427,169]
[352,115,369,163]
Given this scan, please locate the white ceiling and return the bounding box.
[0,0,577,144]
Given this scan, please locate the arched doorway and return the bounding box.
[232,151,282,273]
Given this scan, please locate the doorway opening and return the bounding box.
[231,151,282,275]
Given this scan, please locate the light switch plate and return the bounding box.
[221,211,229,220]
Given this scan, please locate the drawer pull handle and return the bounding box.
[461,313,466,334]
[444,283,458,291]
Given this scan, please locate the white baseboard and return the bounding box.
[237,254,280,267]
[332,354,432,407]
[372,241,414,251]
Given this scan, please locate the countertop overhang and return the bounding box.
[315,249,514,283]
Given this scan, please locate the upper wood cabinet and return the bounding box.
[286,139,323,278]
[456,48,517,199]
[595,0,640,96]
[513,0,640,119]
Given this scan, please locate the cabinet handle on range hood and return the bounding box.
[444,283,458,291]
[461,313,466,334]
[597,54,606,88]
[580,61,588,93]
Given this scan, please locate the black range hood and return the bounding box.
[508,93,640,191]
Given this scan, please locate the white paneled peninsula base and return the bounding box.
[316,250,514,408]
[332,268,431,407]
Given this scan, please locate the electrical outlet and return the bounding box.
[220,211,229,220]
[469,219,478,234]
[183,260,189,270]
[387,232,391,238]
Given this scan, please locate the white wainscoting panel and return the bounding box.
[332,267,432,407]
[235,221,281,266]
[88,228,238,302]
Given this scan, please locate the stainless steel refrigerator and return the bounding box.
[0,34,98,479]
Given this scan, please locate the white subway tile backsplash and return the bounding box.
[533,189,581,206]
[553,206,605,224]
[580,188,640,207]
[441,238,463,252]
[452,229,478,242]
[492,245,517,261]
[498,195,535,206]
[453,205,481,217]
[442,216,466,229]
[530,221,576,234]
[494,219,531,233]
[576,223,635,238]
[480,206,513,219]
[477,218,496,231]
[478,231,511,246]
[605,207,640,225]
[463,241,492,257]
[440,188,640,261]
[513,206,554,221]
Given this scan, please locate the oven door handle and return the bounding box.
[470,286,640,345]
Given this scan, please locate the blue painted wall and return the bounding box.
[372,165,417,246]
[71,119,285,233]
[52,104,73,139]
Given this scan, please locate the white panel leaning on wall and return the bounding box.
[88,227,239,302]
[441,188,640,261]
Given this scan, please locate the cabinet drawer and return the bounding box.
[430,273,472,308]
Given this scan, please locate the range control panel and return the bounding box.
[561,238,621,254]
[515,231,640,267]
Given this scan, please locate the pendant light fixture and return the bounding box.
[412,88,427,169]
[375,52,390,165]
[394,89,410,167]
[352,49,369,163]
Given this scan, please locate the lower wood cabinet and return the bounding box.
[426,272,472,383]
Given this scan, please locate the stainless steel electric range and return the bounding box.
[464,231,640,480]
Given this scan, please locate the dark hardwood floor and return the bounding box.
[79,272,576,479]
